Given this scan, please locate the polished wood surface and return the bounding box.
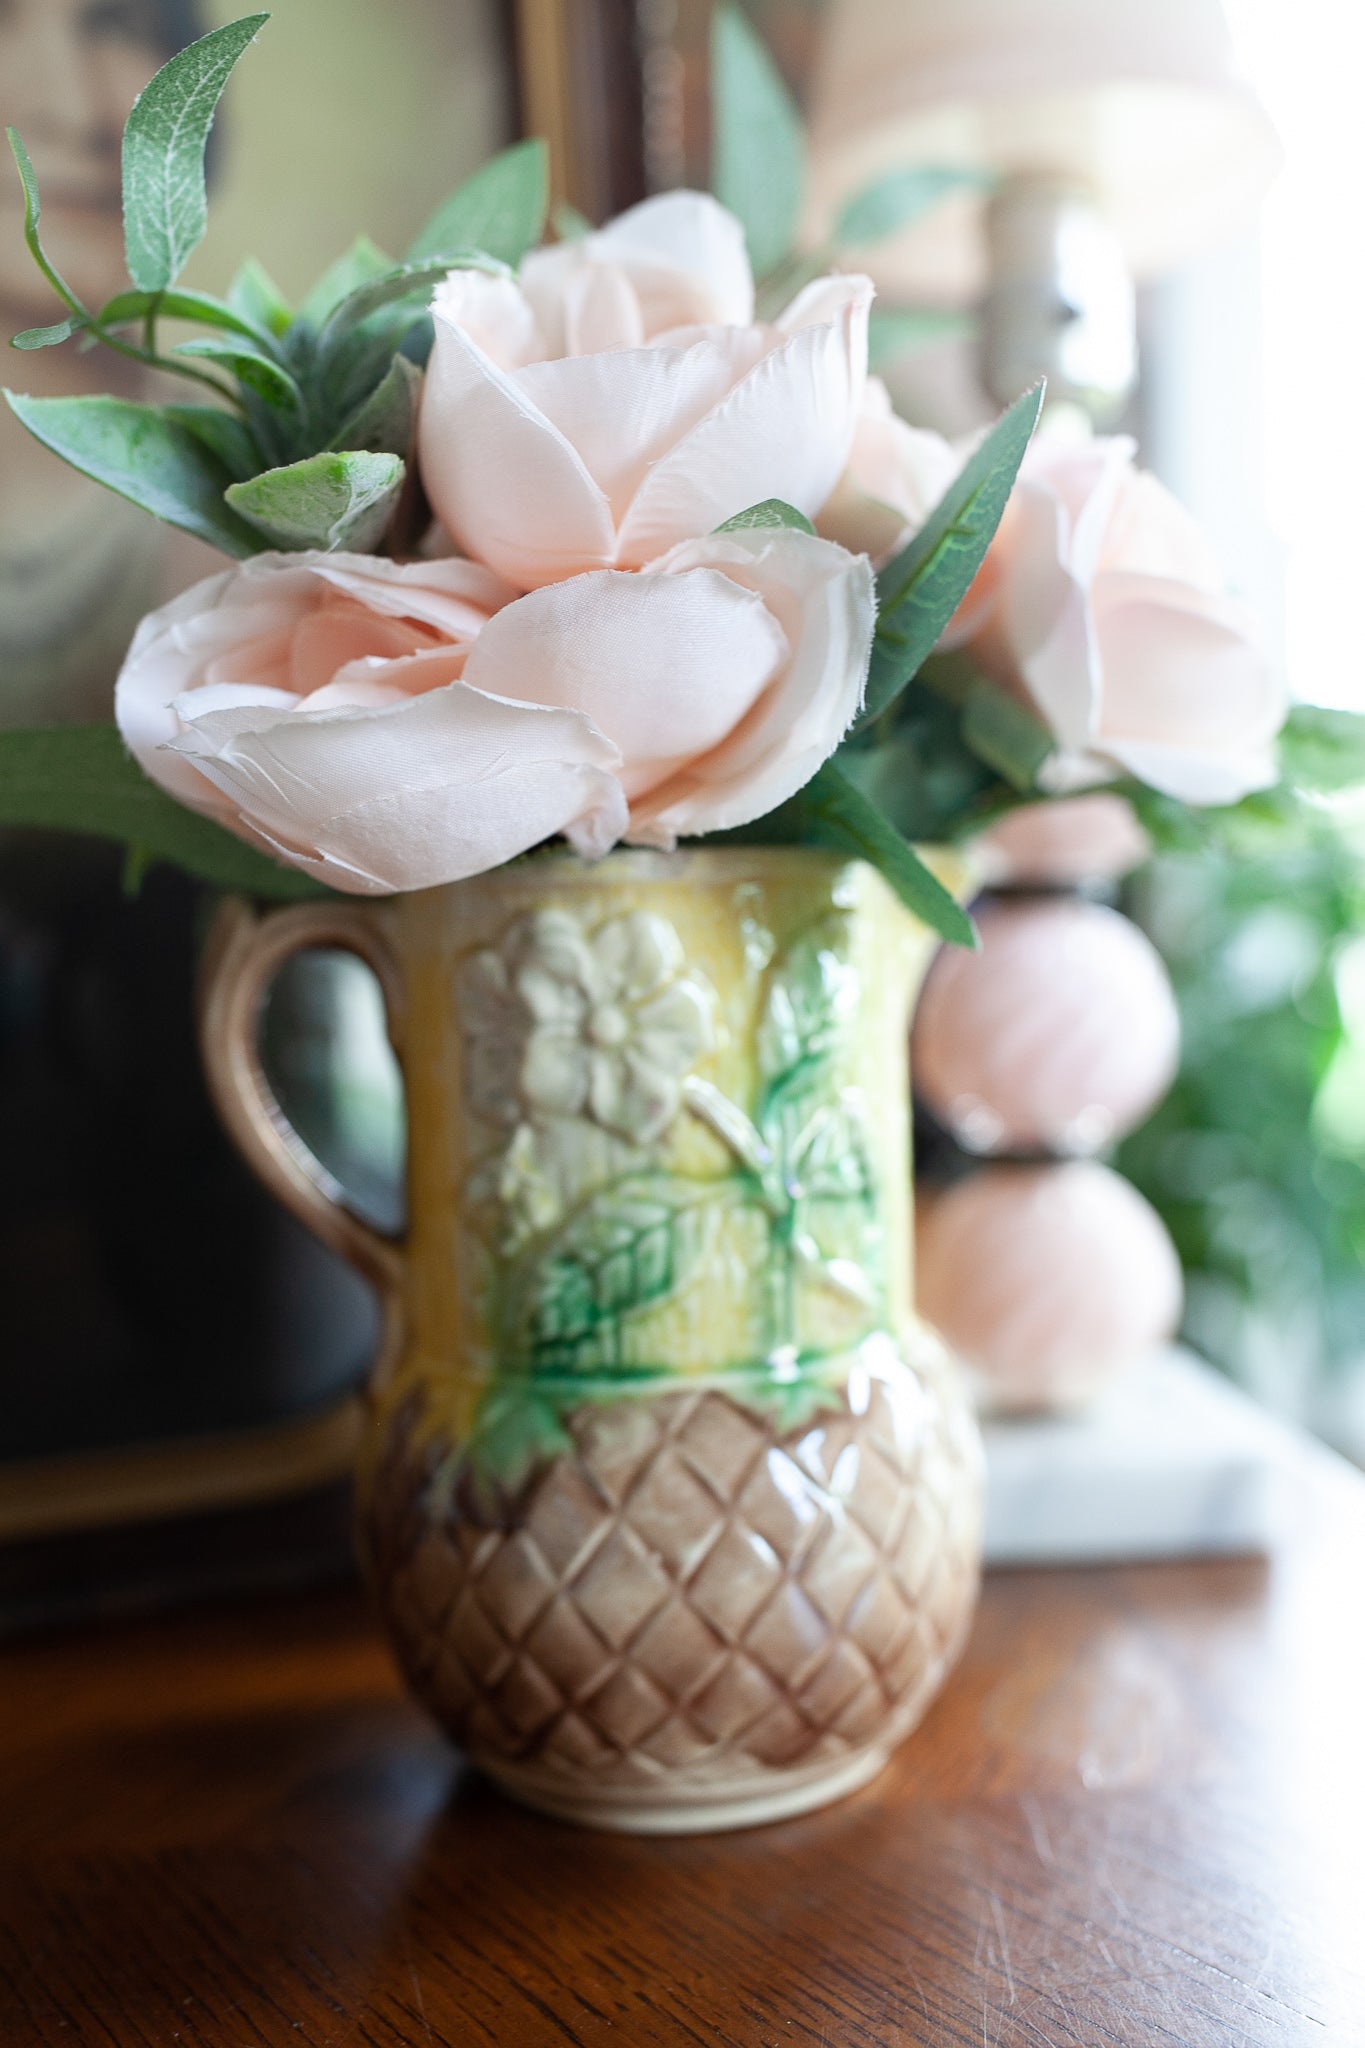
[3,1444,1363,2047]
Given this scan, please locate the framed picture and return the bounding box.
[0,0,644,1623]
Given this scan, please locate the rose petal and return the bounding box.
[430,269,547,369]
[421,314,617,585]
[614,276,873,567]
[626,528,875,843]
[462,566,788,800]
[163,681,628,893]
[513,336,752,523]
[588,190,754,328]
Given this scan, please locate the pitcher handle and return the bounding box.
[197,896,406,1296]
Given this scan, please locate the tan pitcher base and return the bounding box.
[364,1337,982,1833]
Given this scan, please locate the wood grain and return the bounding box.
[2,1445,1362,2047]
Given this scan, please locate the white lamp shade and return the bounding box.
[805,0,1281,303]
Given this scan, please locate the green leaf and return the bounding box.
[711,4,805,277]
[407,139,549,267]
[552,202,593,242]
[715,498,816,536]
[11,315,86,349]
[860,382,1043,728]
[98,285,277,350]
[227,257,292,337]
[175,336,304,415]
[1277,705,1365,796]
[801,762,977,947]
[960,677,1054,790]
[4,390,259,554]
[161,402,261,480]
[7,124,83,318]
[296,236,392,330]
[329,353,421,456]
[316,254,504,362]
[0,725,326,900]
[868,305,975,371]
[835,166,988,247]
[225,449,404,552]
[121,14,269,292]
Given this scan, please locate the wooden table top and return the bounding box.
[3,1443,1364,2048]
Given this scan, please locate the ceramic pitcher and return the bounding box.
[200,846,983,1833]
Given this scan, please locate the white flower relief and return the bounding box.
[461,907,712,1144]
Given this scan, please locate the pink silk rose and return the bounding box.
[966,436,1285,803]
[822,394,1283,803]
[115,533,874,892]
[817,377,961,568]
[418,190,873,590]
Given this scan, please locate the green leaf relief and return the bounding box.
[121,14,269,292]
[715,498,816,536]
[711,3,806,276]
[4,390,259,554]
[861,382,1044,727]
[225,450,404,553]
[406,139,549,268]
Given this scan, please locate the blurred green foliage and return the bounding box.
[1119,717,1365,1418]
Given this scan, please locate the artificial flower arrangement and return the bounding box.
[0,7,1329,1837]
[0,10,1285,943]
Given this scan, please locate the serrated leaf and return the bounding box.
[296,236,392,331]
[801,761,977,947]
[715,498,815,536]
[98,285,277,349]
[4,389,259,554]
[227,257,292,336]
[868,305,975,371]
[175,336,304,415]
[960,677,1054,790]
[835,166,988,247]
[0,725,326,900]
[407,139,549,267]
[329,353,420,456]
[711,4,805,277]
[11,316,86,349]
[225,450,404,552]
[860,383,1043,729]
[121,14,268,292]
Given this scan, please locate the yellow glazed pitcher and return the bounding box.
[201,846,983,1833]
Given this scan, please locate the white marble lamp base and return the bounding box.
[982,1348,1305,1565]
